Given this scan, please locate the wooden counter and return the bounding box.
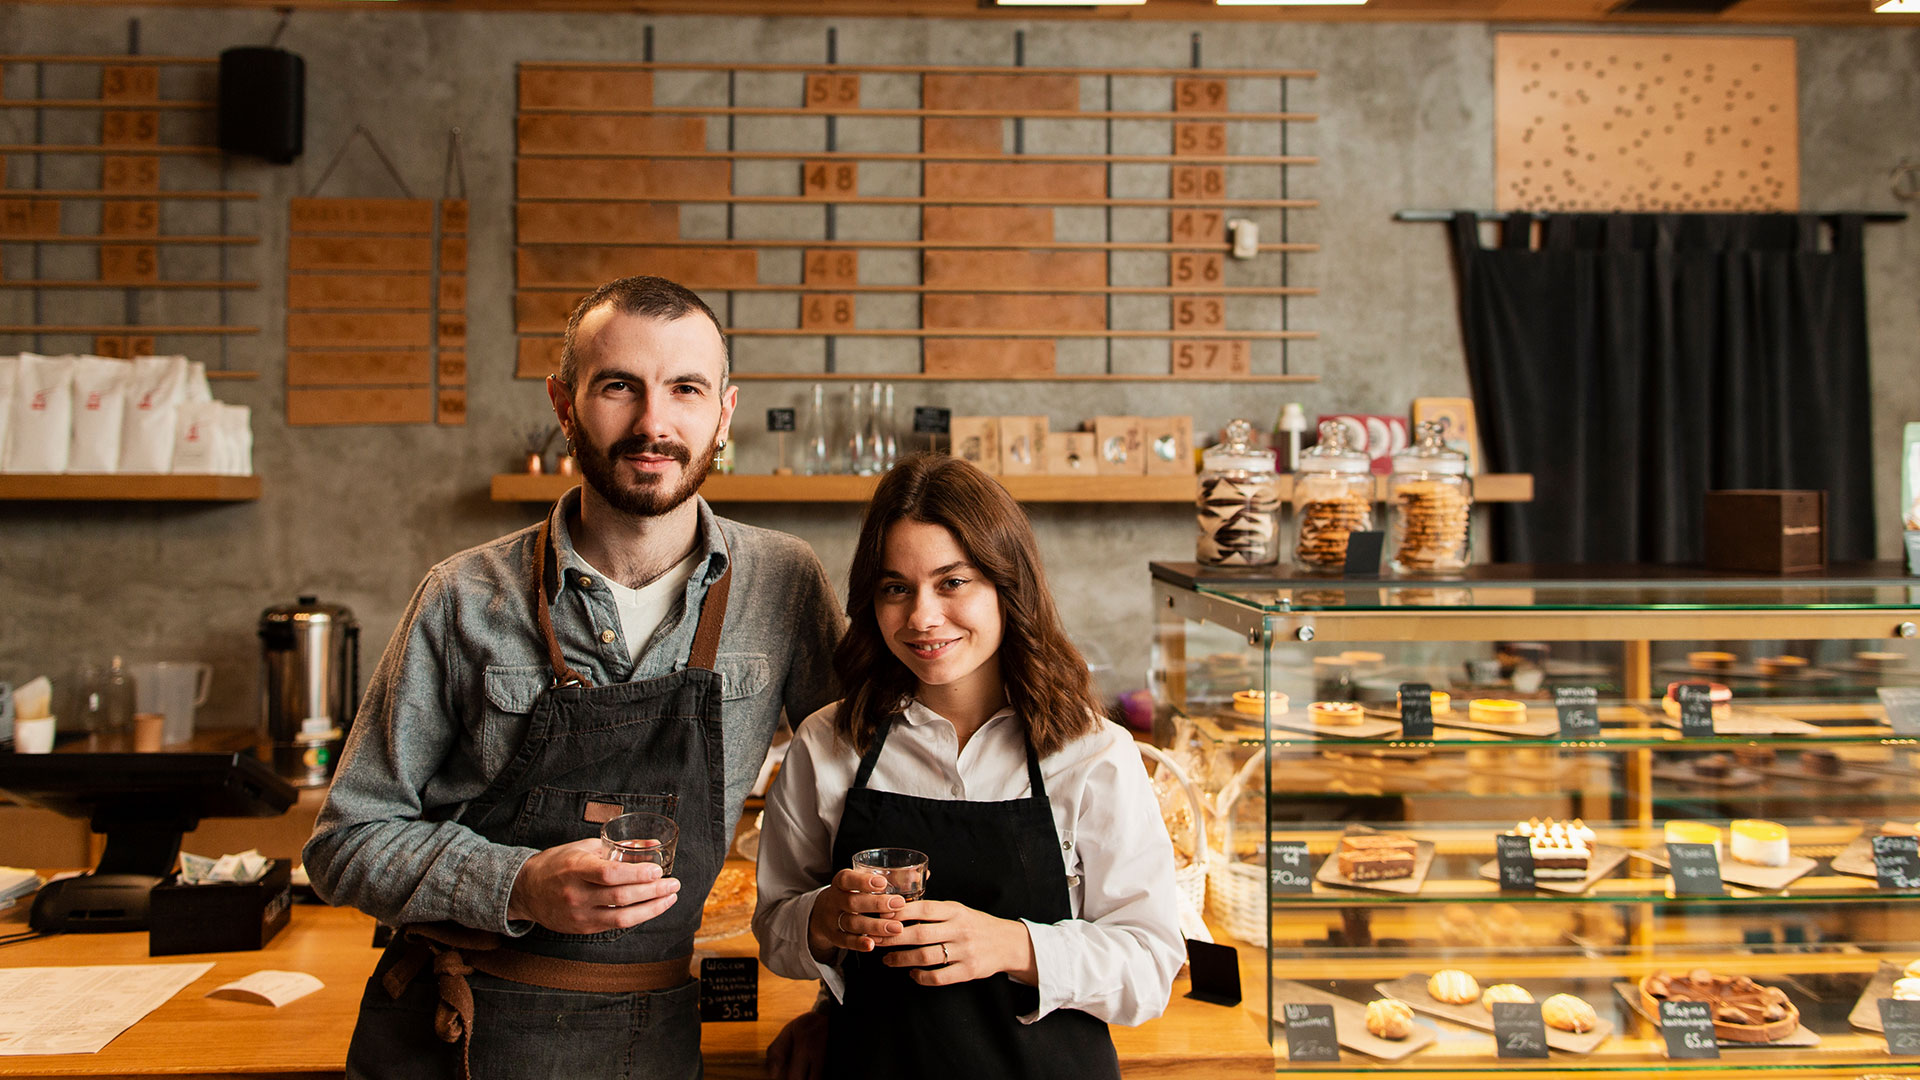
[0,894,1273,1079]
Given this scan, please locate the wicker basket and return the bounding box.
[1206,748,1272,946]
[1137,742,1208,937]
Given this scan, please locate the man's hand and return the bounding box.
[506,837,680,934]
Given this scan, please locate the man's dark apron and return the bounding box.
[822,716,1120,1080]
[344,514,730,1080]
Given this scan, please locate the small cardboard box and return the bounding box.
[1090,416,1146,476]
[149,859,293,956]
[997,416,1048,476]
[1906,531,1919,577]
[949,416,1000,474]
[1142,416,1195,476]
[1704,490,1827,573]
[1048,432,1097,476]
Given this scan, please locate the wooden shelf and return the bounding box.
[0,473,260,501]
[492,472,1535,505]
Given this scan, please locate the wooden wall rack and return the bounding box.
[0,474,260,501]
[492,473,1535,505]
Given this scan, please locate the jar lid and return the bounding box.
[1299,419,1371,474]
[1201,418,1275,473]
[1392,418,1468,475]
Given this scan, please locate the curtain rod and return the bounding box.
[1396,209,1909,223]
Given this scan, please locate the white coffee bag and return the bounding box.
[0,355,17,472]
[171,400,225,474]
[184,360,213,405]
[120,355,188,473]
[69,355,133,473]
[219,403,253,475]
[5,353,76,473]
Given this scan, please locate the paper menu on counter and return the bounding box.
[0,962,212,1055]
[207,970,323,1007]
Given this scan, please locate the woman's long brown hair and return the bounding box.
[832,452,1102,757]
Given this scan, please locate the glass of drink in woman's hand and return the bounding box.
[601,811,678,874]
[851,847,929,900]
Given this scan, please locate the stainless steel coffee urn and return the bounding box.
[259,596,360,787]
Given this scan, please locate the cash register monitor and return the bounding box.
[0,752,296,932]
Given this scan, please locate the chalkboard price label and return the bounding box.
[1495,833,1536,891]
[1269,841,1313,895]
[1878,998,1920,1054]
[1342,531,1384,578]
[1282,1003,1341,1062]
[1873,835,1920,891]
[1675,682,1717,737]
[765,408,796,432]
[913,406,951,435]
[1667,841,1725,896]
[1660,1000,1721,1059]
[698,956,759,1022]
[1492,1002,1549,1059]
[1880,687,1920,738]
[1398,682,1434,739]
[1555,686,1602,739]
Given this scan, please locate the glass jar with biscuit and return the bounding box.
[1387,418,1472,575]
[1196,418,1282,566]
[1292,420,1374,573]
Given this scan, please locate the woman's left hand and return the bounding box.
[882,899,1038,986]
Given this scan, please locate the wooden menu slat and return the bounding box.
[288,236,433,272]
[923,163,1105,200]
[0,199,61,236]
[287,387,434,426]
[439,275,467,310]
[440,200,468,234]
[437,388,467,427]
[514,291,579,334]
[438,352,467,387]
[102,156,160,191]
[290,198,434,235]
[287,273,433,311]
[100,201,159,236]
[101,66,160,101]
[517,159,731,201]
[921,206,1052,243]
[924,339,1056,378]
[923,293,1105,332]
[516,247,756,289]
[438,313,466,348]
[922,118,1004,154]
[516,202,680,245]
[520,69,652,110]
[441,236,467,271]
[286,350,433,387]
[923,74,1079,113]
[286,312,432,349]
[517,337,565,379]
[922,250,1106,289]
[516,115,706,154]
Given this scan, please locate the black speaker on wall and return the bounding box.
[218,47,304,164]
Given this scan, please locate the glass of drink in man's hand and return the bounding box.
[601,811,678,874]
[851,847,929,901]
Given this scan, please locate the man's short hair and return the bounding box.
[558,275,730,388]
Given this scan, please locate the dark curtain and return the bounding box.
[1448,212,1875,564]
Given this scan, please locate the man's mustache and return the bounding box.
[605,436,692,465]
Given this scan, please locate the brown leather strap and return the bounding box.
[534,510,594,689]
[687,559,731,673]
[464,947,691,993]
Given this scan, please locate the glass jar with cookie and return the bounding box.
[1292,420,1374,573]
[1388,418,1472,575]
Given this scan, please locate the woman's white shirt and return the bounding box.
[752,698,1185,1027]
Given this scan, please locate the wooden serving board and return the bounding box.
[1656,661,1832,683]
[1846,961,1904,1034]
[1476,843,1631,895]
[1830,835,1885,880]
[1432,707,1562,739]
[1316,838,1436,895]
[1373,974,1612,1054]
[1611,982,1820,1049]
[1267,710,1403,742]
[1633,847,1818,892]
[1272,979,1437,1062]
[1650,764,1767,789]
[1651,706,1823,736]
[1754,760,1884,787]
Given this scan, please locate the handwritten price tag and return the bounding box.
[1674,682,1716,737]
[1492,1002,1549,1059]
[1398,682,1434,739]
[1667,841,1725,896]
[698,957,758,1022]
[1878,998,1920,1054]
[1660,1000,1720,1059]
[1269,841,1312,895]
[1282,1003,1340,1062]
[1495,833,1536,891]
[1873,835,1920,891]
[1555,686,1601,739]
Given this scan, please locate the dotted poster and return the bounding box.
[1495,34,1798,213]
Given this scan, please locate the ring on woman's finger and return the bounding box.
[940,942,950,964]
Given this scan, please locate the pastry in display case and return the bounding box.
[1150,559,1920,1074]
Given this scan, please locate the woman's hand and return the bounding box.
[883,899,1038,986]
[806,868,905,962]
[765,1007,830,1080]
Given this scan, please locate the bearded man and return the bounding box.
[306,275,844,1080]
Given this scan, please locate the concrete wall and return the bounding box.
[0,7,1914,733]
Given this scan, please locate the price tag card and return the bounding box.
[1492,1002,1549,1059]
[1660,1000,1721,1059]
[1398,681,1434,739]
[766,408,796,432]
[698,957,759,1022]
[1282,1003,1341,1062]
[1879,998,1920,1054]
[913,406,951,435]
[1269,841,1313,895]
[1667,841,1725,895]
[1880,687,1920,738]
[1183,938,1241,1007]
[1495,833,1536,890]
[1873,835,1920,890]
[1343,531,1384,578]
[1674,682,1717,737]
[1555,686,1602,739]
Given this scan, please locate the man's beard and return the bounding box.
[575,428,718,518]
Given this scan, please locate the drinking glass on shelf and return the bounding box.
[851,847,929,900]
[601,811,678,874]
[799,384,831,476]
[847,382,875,476]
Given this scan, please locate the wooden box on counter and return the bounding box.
[1704,489,1827,573]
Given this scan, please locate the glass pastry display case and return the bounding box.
[1149,561,1920,1076]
